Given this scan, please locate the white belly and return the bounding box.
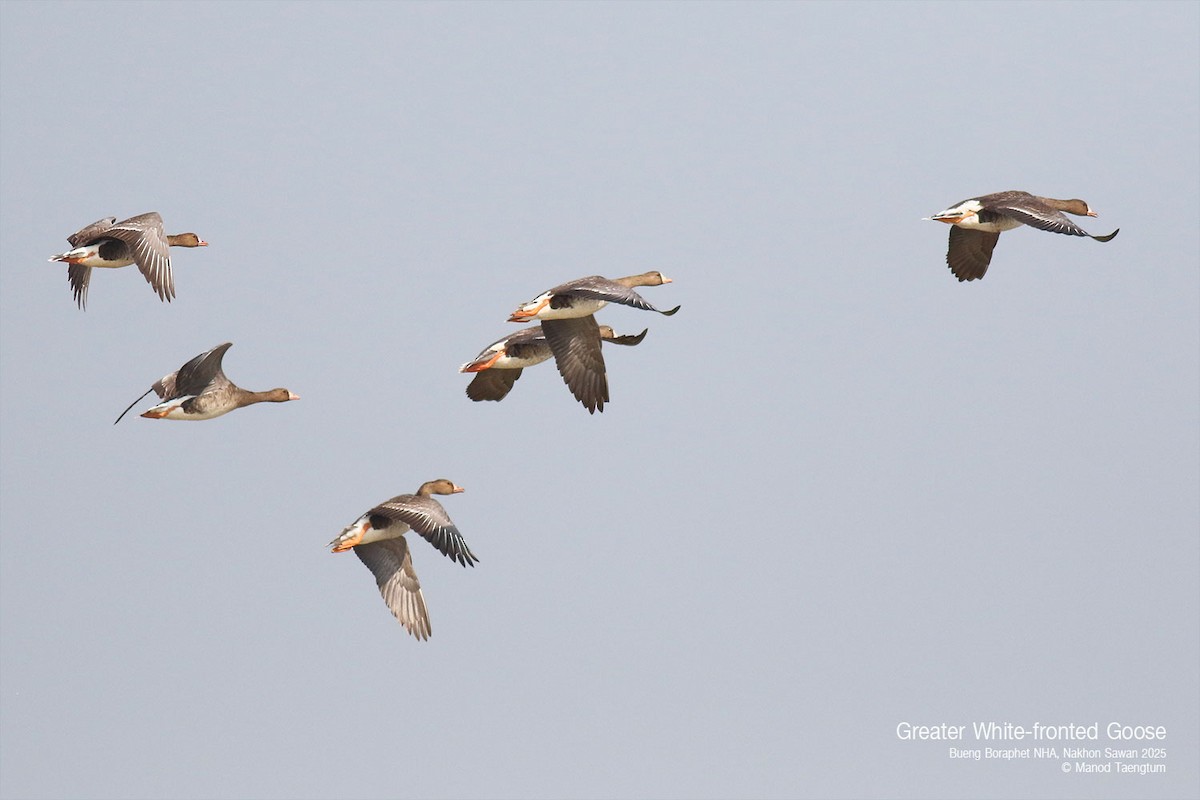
[956,215,1023,234]
[347,516,410,546]
[536,298,608,320]
[57,246,135,268]
[494,350,552,369]
[144,397,232,421]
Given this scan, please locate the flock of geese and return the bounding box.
[50,189,1118,639]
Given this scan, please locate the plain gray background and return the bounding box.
[1,2,1197,798]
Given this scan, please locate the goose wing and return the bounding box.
[985,198,1093,238]
[947,227,1000,282]
[66,217,117,247]
[542,315,609,414]
[163,342,234,399]
[502,326,550,360]
[605,328,649,347]
[353,539,431,639]
[102,212,174,301]
[991,200,1118,241]
[557,276,679,315]
[67,264,93,309]
[466,368,522,402]
[372,496,478,567]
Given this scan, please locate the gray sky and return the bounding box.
[1,2,1197,799]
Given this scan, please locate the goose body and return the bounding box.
[329,480,478,639]
[508,271,679,323]
[461,323,648,405]
[926,191,1118,281]
[114,342,299,423]
[49,212,207,308]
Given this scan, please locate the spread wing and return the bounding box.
[113,386,156,425]
[67,217,117,247]
[947,227,1000,282]
[988,202,1095,238]
[373,496,479,567]
[466,368,522,402]
[605,328,648,347]
[353,539,431,639]
[163,342,234,399]
[104,212,174,301]
[67,264,92,309]
[542,315,609,414]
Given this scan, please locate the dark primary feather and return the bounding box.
[165,342,233,399]
[607,328,649,346]
[113,387,156,425]
[466,369,522,402]
[542,315,609,414]
[947,227,1000,282]
[67,264,91,309]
